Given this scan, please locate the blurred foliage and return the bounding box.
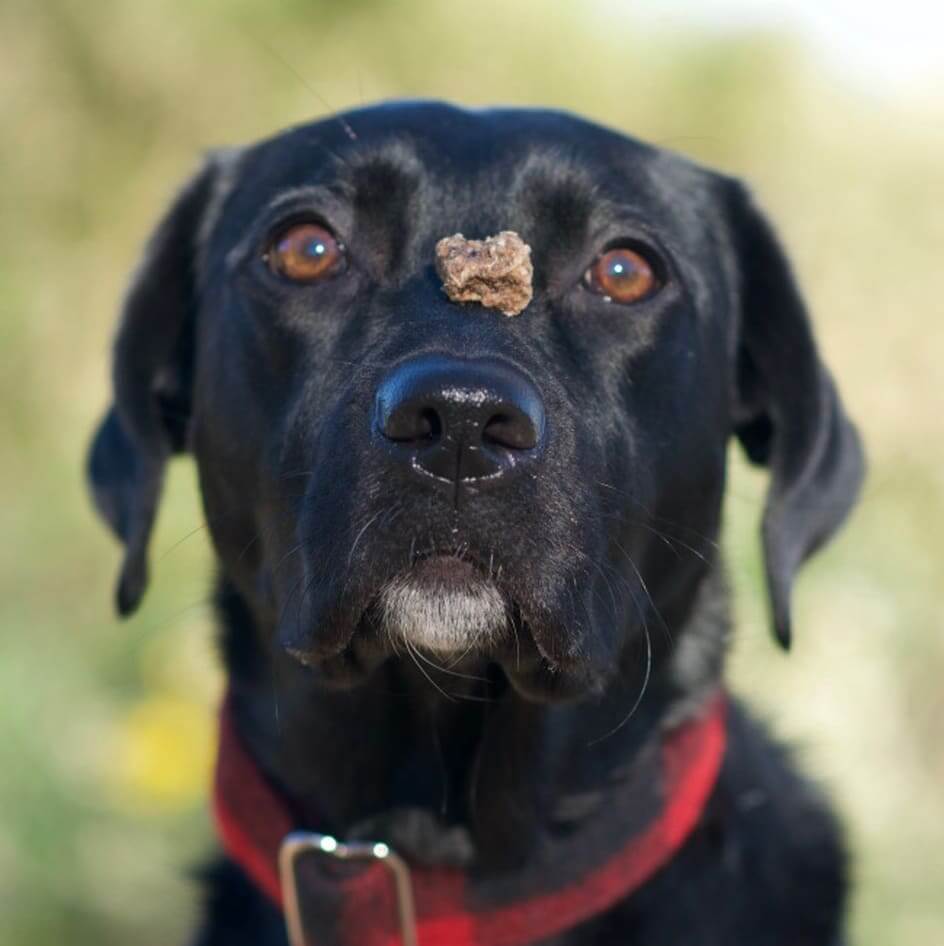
[1,1,941,944]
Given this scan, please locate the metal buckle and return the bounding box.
[279,831,418,946]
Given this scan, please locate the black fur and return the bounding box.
[88,102,864,944]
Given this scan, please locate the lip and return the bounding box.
[409,552,488,586]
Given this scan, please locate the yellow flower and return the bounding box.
[111,695,213,812]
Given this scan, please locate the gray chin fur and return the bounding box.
[379,576,507,654]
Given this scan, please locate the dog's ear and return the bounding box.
[726,182,865,649]
[88,156,226,616]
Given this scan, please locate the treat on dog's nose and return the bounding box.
[435,231,533,317]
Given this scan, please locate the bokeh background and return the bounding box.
[2,2,942,944]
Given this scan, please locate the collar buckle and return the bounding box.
[279,831,418,946]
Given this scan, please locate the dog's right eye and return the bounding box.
[264,222,346,283]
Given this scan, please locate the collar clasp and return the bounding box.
[279,831,418,946]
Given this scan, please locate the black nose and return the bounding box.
[375,355,546,482]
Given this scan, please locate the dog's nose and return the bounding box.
[375,355,546,481]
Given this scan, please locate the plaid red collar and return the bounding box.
[212,690,726,946]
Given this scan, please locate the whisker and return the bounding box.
[402,637,456,703]
[588,619,652,747]
[408,644,491,685]
[157,523,209,563]
[612,539,672,645]
[247,32,358,143]
[347,509,388,567]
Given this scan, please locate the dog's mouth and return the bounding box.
[288,547,592,700]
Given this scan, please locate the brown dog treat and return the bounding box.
[434,231,533,317]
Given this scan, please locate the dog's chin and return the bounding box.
[378,555,509,656]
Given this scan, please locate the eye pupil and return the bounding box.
[268,223,344,282]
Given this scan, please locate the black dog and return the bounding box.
[88,102,864,945]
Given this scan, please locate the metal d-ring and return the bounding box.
[278,831,418,946]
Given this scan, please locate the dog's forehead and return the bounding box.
[231,102,718,227]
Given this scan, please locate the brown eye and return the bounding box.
[266,222,344,282]
[585,247,659,304]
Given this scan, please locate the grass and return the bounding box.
[1,2,941,943]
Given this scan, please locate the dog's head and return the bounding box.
[88,102,863,701]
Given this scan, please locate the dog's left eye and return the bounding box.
[265,222,345,282]
[584,247,659,304]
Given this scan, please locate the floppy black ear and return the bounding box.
[87,157,224,616]
[727,182,865,649]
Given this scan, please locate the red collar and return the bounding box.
[213,690,726,946]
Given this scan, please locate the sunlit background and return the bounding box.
[1,2,942,944]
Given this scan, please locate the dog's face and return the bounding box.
[89,103,863,702]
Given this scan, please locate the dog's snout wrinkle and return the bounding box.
[374,354,546,483]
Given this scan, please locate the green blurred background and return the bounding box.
[1,1,941,943]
